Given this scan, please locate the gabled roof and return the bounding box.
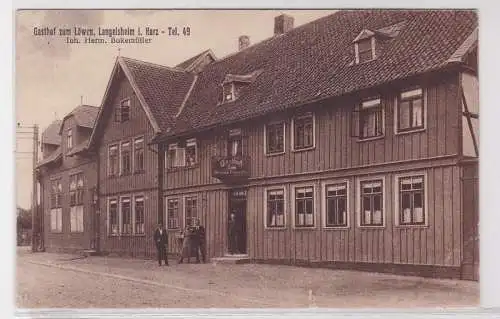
[175,49,217,72]
[154,9,476,140]
[87,56,195,149]
[59,105,99,134]
[66,139,89,157]
[36,147,62,168]
[41,120,62,146]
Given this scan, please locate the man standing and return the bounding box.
[193,219,206,263]
[153,222,169,266]
[228,212,238,255]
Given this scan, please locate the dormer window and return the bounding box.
[220,70,263,104]
[353,29,376,64]
[222,83,235,102]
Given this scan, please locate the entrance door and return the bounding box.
[229,189,247,254]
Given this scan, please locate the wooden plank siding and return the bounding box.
[164,73,461,190]
[155,71,468,274]
[95,71,160,257]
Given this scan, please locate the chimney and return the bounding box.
[238,35,250,51]
[274,14,294,35]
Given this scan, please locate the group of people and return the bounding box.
[153,218,206,266]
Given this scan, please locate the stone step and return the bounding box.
[211,254,251,265]
[81,249,100,257]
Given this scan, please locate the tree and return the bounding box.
[17,207,32,230]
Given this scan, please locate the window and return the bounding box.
[185,138,197,166]
[185,196,197,227]
[293,113,315,150]
[222,83,234,102]
[228,129,242,157]
[134,196,145,234]
[134,137,145,172]
[360,179,384,226]
[265,122,285,155]
[166,198,180,230]
[121,197,132,234]
[50,208,62,232]
[115,99,130,122]
[325,183,348,227]
[266,188,285,228]
[69,173,84,232]
[397,175,425,226]
[108,145,119,176]
[397,88,424,132]
[70,206,84,232]
[67,129,73,150]
[109,199,119,235]
[359,98,383,139]
[167,143,185,168]
[294,186,315,227]
[356,38,374,63]
[121,141,131,175]
[50,179,62,209]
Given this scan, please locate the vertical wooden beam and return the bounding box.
[460,86,479,156]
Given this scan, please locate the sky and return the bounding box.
[15,9,334,209]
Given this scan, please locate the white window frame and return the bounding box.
[119,98,131,122]
[264,121,286,156]
[50,208,62,232]
[107,198,119,236]
[185,138,198,166]
[264,186,287,229]
[165,197,181,230]
[166,143,186,168]
[291,183,317,229]
[133,194,145,235]
[394,171,429,227]
[120,140,131,176]
[358,97,385,142]
[356,175,386,228]
[183,195,198,228]
[394,87,427,135]
[108,144,119,177]
[222,82,235,103]
[70,205,84,233]
[67,128,73,150]
[321,179,350,229]
[291,112,316,152]
[133,136,145,173]
[354,36,376,64]
[120,196,132,235]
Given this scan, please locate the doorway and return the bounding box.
[228,189,247,255]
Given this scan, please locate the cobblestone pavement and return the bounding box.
[16,248,479,308]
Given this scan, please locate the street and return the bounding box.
[17,247,479,308]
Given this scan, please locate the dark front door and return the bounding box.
[229,189,247,254]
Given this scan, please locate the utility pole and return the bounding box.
[31,125,39,252]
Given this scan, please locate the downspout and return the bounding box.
[157,143,164,225]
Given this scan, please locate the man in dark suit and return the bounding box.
[193,218,206,263]
[153,222,169,266]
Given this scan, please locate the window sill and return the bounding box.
[358,225,385,229]
[166,164,199,172]
[49,231,63,234]
[395,128,426,136]
[293,226,316,230]
[323,225,350,230]
[292,146,315,153]
[133,170,145,175]
[264,226,287,230]
[394,224,429,229]
[265,151,285,157]
[69,231,84,234]
[357,135,385,143]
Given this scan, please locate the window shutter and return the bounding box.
[350,106,361,138]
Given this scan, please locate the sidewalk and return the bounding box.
[17,248,479,308]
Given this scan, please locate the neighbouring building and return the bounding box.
[36,10,479,280]
[37,105,99,253]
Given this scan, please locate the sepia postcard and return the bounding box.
[15,8,480,313]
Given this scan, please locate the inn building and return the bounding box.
[36,10,479,280]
